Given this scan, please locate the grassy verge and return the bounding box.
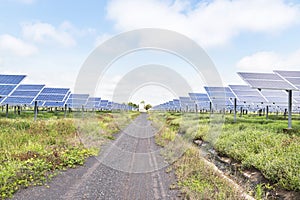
[0,111,139,199]
[149,112,245,199]
[150,111,300,198]
[174,146,245,200]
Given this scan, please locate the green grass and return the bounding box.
[0,111,139,199]
[174,147,245,200]
[151,111,300,196]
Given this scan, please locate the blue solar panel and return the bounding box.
[68,94,89,99]
[85,97,101,108]
[275,70,300,78]
[247,79,296,90]
[35,87,70,107]
[285,78,300,85]
[238,72,281,80]
[232,90,259,96]
[66,93,89,108]
[41,88,70,94]
[229,85,267,104]
[16,84,44,91]
[228,85,250,90]
[2,97,34,105]
[179,97,191,101]
[204,87,236,99]
[0,75,26,84]
[36,94,66,101]
[265,97,287,103]
[67,99,88,105]
[238,72,296,90]
[0,85,16,96]
[10,90,40,97]
[2,84,45,106]
[100,100,108,106]
[260,90,290,104]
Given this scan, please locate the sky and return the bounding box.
[1,0,300,105]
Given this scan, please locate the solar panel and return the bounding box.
[2,97,35,105]
[188,93,197,100]
[100,100,109,109]
[10,90,41,97]
[0,85,16,96]
[36,94,67,101]
[66,93,89,108]
[228,85,267,104]
[0,74,27,104]
[204,86,236,107]
[275,70,300,90]
[1,84,45,106]
[85,97,101,108]
[35,87,70,107]
[68,94,89,99]
[238,72,282,80]
[238,72,296,90]
[259,90,290,104]
[274,70,300,78]
[16,84,44,91]
[293,91,300,103]
[41,88,70,94]
[0,75,26,84]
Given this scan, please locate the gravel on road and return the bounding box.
[13,113,180,200]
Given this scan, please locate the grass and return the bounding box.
[149,111,300,198]
[0,111,139,199]
[149,112,245,199]
[174,147,245,200]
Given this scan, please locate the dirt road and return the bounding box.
[13,113,179,200]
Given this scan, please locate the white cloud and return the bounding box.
[21,21,76,47]
[236,50,300,72]
[0,34,38,56]
[107,0,300,47]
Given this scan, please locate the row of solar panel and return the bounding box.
[153,70,300,111]
[0,74,132,110]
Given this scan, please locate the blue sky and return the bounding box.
[1,0,300,105]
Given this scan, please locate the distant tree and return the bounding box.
[128,102,138,109]
[140,100,145,104]
[144,104,152,110]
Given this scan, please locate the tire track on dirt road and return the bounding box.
[13,113,179,200]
